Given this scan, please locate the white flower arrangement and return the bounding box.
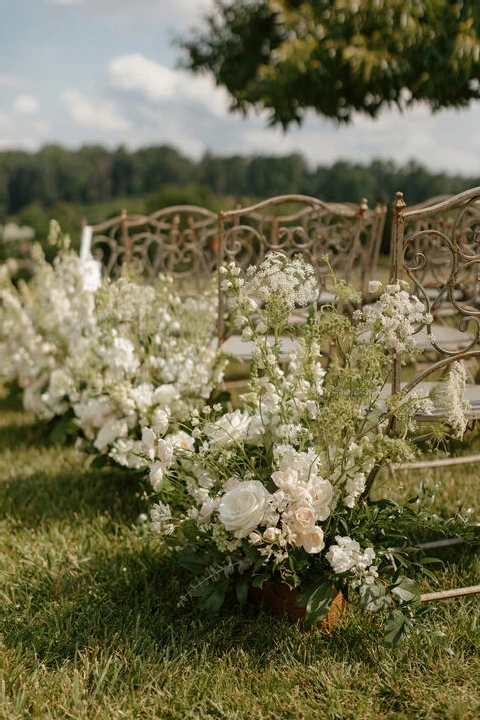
[144,252,472,645]
[0,225,227,465]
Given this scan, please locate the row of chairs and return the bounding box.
[80,194,387,347]
[80,187,480,397]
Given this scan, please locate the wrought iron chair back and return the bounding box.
[83,206,219,296]
[216,194,379,343]
[402,194,480,317]
[390,187,480,411]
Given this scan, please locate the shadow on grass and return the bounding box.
[0,538,371,668]
[3,534,479,671]
[0,394,54,451]
[0,395,148,525]
[0,459,147,526]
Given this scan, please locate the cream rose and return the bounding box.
[218,480,268,538]
[307,476,333,521]
[207,410,251,448]
[300,526,325,554]
[292,504,316,533]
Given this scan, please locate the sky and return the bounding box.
[2,0,480,174]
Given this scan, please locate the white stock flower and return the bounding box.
[326,536,376,579]
[151,501,174,535]
[141,426,156,460]
[93,417,128,451]
[218,480,269,538]
[153,408,170,436]
[149,462,164,491]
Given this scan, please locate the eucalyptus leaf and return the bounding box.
[198,584,227,613]
[177,548,211,574]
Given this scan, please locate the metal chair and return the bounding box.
[389,188,480,465]
[216,194,383,353]
[81,206,219,297]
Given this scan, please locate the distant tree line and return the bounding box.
[1,144,479,237]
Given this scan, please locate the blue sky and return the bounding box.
[2,0,480,174]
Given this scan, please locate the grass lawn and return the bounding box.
[1,386,480,720]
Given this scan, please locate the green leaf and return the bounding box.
[297,582,333,625]
[250,573,271,589]
[384,610,411,648]
[359,582,392,612]
[391,576,420,604]
[88,454,109,469]
[198,584,227,613]
[236,577,249,607]
[177,548,211,574]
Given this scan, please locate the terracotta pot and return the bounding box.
[248,581,346,632]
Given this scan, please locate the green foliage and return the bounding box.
[181,0,480,126]
[144,183,219,214]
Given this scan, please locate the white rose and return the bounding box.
[307,476,333,521]
[271,468,299,491]
[300,526,325,554]
[218,480,268,538]
[207,410,251,448]
[292,505,316,533]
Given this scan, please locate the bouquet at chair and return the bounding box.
[0,223,99,420]
[70,272,227,467]
[143,253,471,645]
[0,221,227,465]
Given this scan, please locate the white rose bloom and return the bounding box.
[300,526,325,554]
[218,480,269,538]
[292,504,316,533]
[263,526,278,543]
[207,409,251,448]
[307,476,333,521]
[271,468,299,491]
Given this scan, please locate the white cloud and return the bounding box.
[0,112,47,151]
[49,0,85,4]
[108,53,230,118]
[13,94,39,114]
[62,89,131,132]
[0,74,20,87]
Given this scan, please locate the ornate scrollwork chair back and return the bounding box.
[83,206,219,296]
[390,187,480,429]
[216,194,380,345]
